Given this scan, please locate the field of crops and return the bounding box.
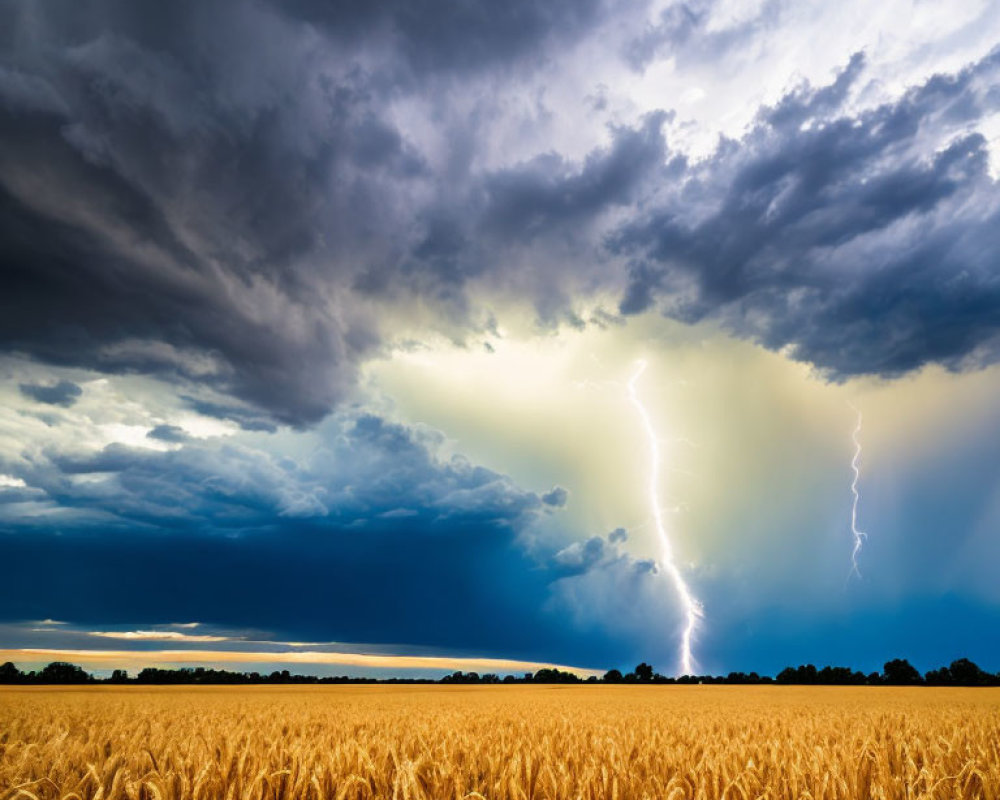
[2,684,999,800]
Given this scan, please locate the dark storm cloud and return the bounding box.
[372,113,671,319]
[0,520,640,666]
[0,0,625,425]
[18,379,82,407]
[278,0,606,76]
[3,0,1000,428]
[0,0,430,425]
[0,411,643,666]
[480,113,670,240]
[614,50,1000,378]
[387,112,674,328]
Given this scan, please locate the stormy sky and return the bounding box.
[1,0,999,677]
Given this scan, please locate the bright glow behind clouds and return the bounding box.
[367,312,1000,662]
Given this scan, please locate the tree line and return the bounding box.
[2,657,999,686]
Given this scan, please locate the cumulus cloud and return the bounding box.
[614,50,1000,379]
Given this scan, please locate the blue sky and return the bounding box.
[1,0,999,677]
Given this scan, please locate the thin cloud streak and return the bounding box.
[86,631,231,643]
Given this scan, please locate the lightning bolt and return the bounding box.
[628,359,702,676]
[848,402,867,580]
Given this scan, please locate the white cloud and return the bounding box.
[87,630,232,643]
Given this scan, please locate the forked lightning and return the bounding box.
[848,402,867,579]
[627,359,702,676]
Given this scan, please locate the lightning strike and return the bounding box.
[848,402,867,579]
[627,359,702,676]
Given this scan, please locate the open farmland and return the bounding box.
[2,685,1000,800]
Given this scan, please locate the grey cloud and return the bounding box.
[383,113,671,318]
[550,527,645,578]
[614,50,1000,378]
[542,486,569,507]
[0,0,632,426]
[625,0,783,72]
[0,0,425,425]
[5,412,547,533]
[277,0,607,76]
[181,398,278,433]
[146,424,190,443]
[608,527,628,543]
[18,379,82,407]
[553,535,610,574]
[480,113,670,240]
[3,1,999,429]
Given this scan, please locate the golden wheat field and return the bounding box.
[2,685,999,800]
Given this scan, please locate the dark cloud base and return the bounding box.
[0,522,633,668]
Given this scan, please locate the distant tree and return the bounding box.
[39,661,90,684]
[776,665,818,685]
[603,669,623,683]
[533,668,580,684]
[945,658,989,686]
[633,662,654,682]
[0,661,23,683]
[817,666,867,685]
[109,669,129,683]
[882,658,922,685]
[442,671,495,684]
[727,671,769,684]
[774,668,795,684]
[923,666,949,686]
